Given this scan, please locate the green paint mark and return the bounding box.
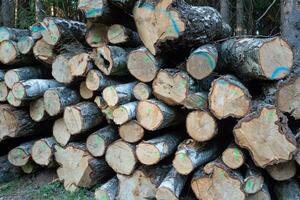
[247,180,253,189]
[219,172,225,177]
[267,112,275,119]
[95,136,102,145]
[120,107,126,112]
[197,96,203,108]
[145,108,152,114]
[17,149,23,156]
[233,148,240,161]
[41,143,47,152]
[218,80,228,85]
[144,57,151,63]
[229,90,238,95]
[101,193,107,200]
[167,27,174,34]
[181,152,186,161]
[92,34,102,43]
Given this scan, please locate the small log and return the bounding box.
[64,102,104,135]
[29,98,50,122]
[94,95,107,109]
[186,44,218,80]
[183,92,208,110]
[191,160,246,200]
[85,69,119,91]
[221,144,245,169]
[107,24,141,46]
[172,139,220,175]
[112,101,138,125]
[21,160,40,174]
[242,165,264,194]
[52,118,72,146]
[248,183,271,200]
[127,46,164,82]
[31,137,57,166]
[156,167,188,200]
[8,141,34,167]
[265,160,297,181]
[12,79,64,100]
[7,91,27,107]
[95,177,118,200]
[86,125,119,157]
[0,155,23,184]
[273,178,300,200]
[105,139,137,175]
[33,39,56,64]
[17,36,35,55]
[136,133,183,165]
[41,17,87,46]
[186,110,218,142]
[119,120,144,143]
[80,81,94,99]
[92,45,129,76]
[133,1,230,55]
[102,82,137,107]
[209,75,252,119]
[133,82,152,100]
[102,106,116,122]
[44,87,81,116]
[86,23,109,48]
[117,165,171,200]
[233,105,297,168]
[69,53,93,78]
[78,0,113,20]
[54,143,112,192]
[0,81,9,102]
[29,23,43,39]
[220,37,294,80]
[4,66,44,89]
[136,99,184,131]
[0,27,30,42]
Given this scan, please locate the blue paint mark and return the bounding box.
[139,2,155,10]
[271,66,289,80]
[31,26,45,32]
[86,8,103,17]
[192,52,216,70]
[218,79,227,85]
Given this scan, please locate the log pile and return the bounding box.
[0,0,299,199]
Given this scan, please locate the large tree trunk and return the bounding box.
[1,0,15,27]
[35,0,46,22]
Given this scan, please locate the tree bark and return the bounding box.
[220,0,230,24]
[95,176,118,200]
[0,27,29,42]
[0,81,8,102]
[79,81,94,100]
[35,0,46,22]
[17,36,36,55]
[274,178,300,200]
[29,97,50,122]
[85,69,119,92]
[1,0,15,27]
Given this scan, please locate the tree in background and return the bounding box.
[1,0,15,27]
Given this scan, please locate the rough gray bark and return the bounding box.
[1,0,15,27]
[220,0,230,24]
[236,0,244,35]
[35,0,46,22]
[0,155,23,184]
[274,178,300,200]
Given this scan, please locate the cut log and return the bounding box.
[265,160,297,181]
[186,44,218,80]
[136,99,184,131]
[186,110,218,142]
[64,102,104,135]
[31,137,57,166]
[133,1,230,55]
[0,155,23,184]
[113,101,138,125]
[209,75,252,119]
[220,37,294,80]
[41,17,87,46]
[80,81,94,99]
[86,125,119,157]
[95,177,118,200]
[44,87,81,116]
[78,0,114,21]
[4,66,44,89]
[85,69,119,91]
[29,98,50,122]
[54,143,112,192]
[94,95,107,109]
[133,82,152,100]
[8,141,34,167]
[136,133,183,165]
[7,91,27,107]
[21,161,40,174]
[0,105,38,141]
[183,92,208,110]
[0,27,30,42]
[233,105,297,168]
[242,165,264,194]
[117,165,171,200]
[0,81,9,102]
[119,120,144,143]
[92,45,129,76]
[107,24,141,46]
[101,106,116,121]
[127,46,164,82]
[86,23,109,48]
[221,143,245,169]
[17,36,35,55]
[33,39,56,64]
[156,167,188,200]
[102,82,137,107]
[191,160,246,200]
[172,139,220,175]
[248,184,271,200]
[69,53,93,78]
[105,139,137,175]
[12,79,64,100]
[273,178,300,200]
[53,118,72,146]
[30,23,43,39]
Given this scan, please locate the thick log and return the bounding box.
[156,167,188,200]
[172,139,220,175]
[33,39,56,64]
[41,17,87,46]
[86,23,109,48]
[54,143,112,192]
[117,165,171,200]
[92,45,129,76]
[31,137,57,166]
[248,184,271,200]
[4,66,44,89]
[119,120,144,143]
[127,46,164,82]
[233,105,297,168]
[186,110,218,142]
[0,155,23,184]
[220,37,294,80]
[85,69,119,91]
[183,91,208,110]
[209,75,251,119]
[80,81,94,99]
[112,101,138,125]
[102,82,137,106]
[44,87,81,116]
[0,27,30,42]
[273,178,300,200]
[64,102,104,135]
[0,81,9,102]
[242,165,264,194]
[12,79,64,100]
[186,44,218,80]
[95,177,118,200]
[105,139,137,175]
[7,91,27,107]
[133,1,230,55]
[86,125,119,157]
[29,23,43,40]
[107,24,141,46]
[8,141,34,167]
[69,53,93,78]
[136,133,183,165]
[136,99,184,131]
[191,160,246,200]
[133,82,152,100]
[17,36,35,55]
[52,118,72,146]
[29,97,50,122]
[221,143,245,169]
[265,160,297,181]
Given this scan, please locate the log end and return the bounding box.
[102,86,119,107]
[53,118,71,146]
[243,175,264,194]
[41,19,60,46]
[119,120,144,143]
[133,82,151,101]
[80,81,94,99]
[221,147,244,169]
[17,36,35,54]
[4,70,19,89]
[63,106,84,135]
[86,24,108,48]
[107,24,128,44]
[86,69,102,91]
[86,134,105,157]
[136,143,160,165]
[8,148,30,167]
[29,98,47,122]
[12,82,26,100]
[0,27,10,42]
[69,53,90,77]
[31,140,52,166]
[0,82,9,101]
[156,187,179,200]
[0,40,17,64]
[52,55,73,84]
[265,160,297,181]
[44,89,61,116]
[113,106,130,125]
